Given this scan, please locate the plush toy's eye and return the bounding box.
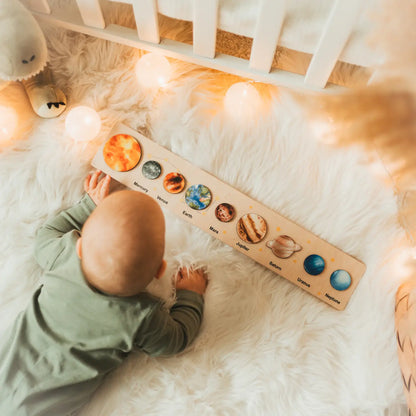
[22,56,35,64]
[47,102,66,109]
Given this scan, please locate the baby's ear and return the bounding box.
[76,237,82,259]
[155,259,167,279]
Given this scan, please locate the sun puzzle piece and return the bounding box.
[103,134,142,172]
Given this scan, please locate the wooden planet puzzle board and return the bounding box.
[92,124,366,310]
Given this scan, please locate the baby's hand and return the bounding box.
[175,266,208,295]
[84,170,111,205]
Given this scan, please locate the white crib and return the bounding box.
[25,0,380,91]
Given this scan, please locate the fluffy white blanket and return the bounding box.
[0,17,409,416]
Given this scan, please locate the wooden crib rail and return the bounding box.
[25,0,373,91]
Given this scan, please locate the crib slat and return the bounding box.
[27,0,51,14]
[31,7,345,92]
[111,0,160,44]
[131,0,160,43]
[193,0,219,58]
[75,0,105,29]
[304,0,363,88]
[249,0,285,72]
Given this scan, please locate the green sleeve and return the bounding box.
[34,194,96,270]
[134,290,204,357]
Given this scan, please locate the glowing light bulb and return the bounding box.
[224,82,262,120]
[135,53,172,89]
[0,106,17,143]
[65,106,101,142]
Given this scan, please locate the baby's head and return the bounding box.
[76,190,166,296]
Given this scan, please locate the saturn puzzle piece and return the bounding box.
[266,235,302,259]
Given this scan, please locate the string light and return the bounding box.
[0,106,18,143]
[135,53,172,89]
[65,106,101,142]
[224,82,262,120]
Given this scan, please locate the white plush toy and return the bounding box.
[0,0,66,118]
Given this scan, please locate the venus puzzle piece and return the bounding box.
[92,124,366,310]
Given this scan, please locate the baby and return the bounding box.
[0,170,208,416]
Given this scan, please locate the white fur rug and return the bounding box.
[0,14,410,416]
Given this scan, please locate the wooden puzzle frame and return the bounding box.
[92,124,366,310]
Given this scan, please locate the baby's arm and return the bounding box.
[134,267,208,356]
[34,170,110,270]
